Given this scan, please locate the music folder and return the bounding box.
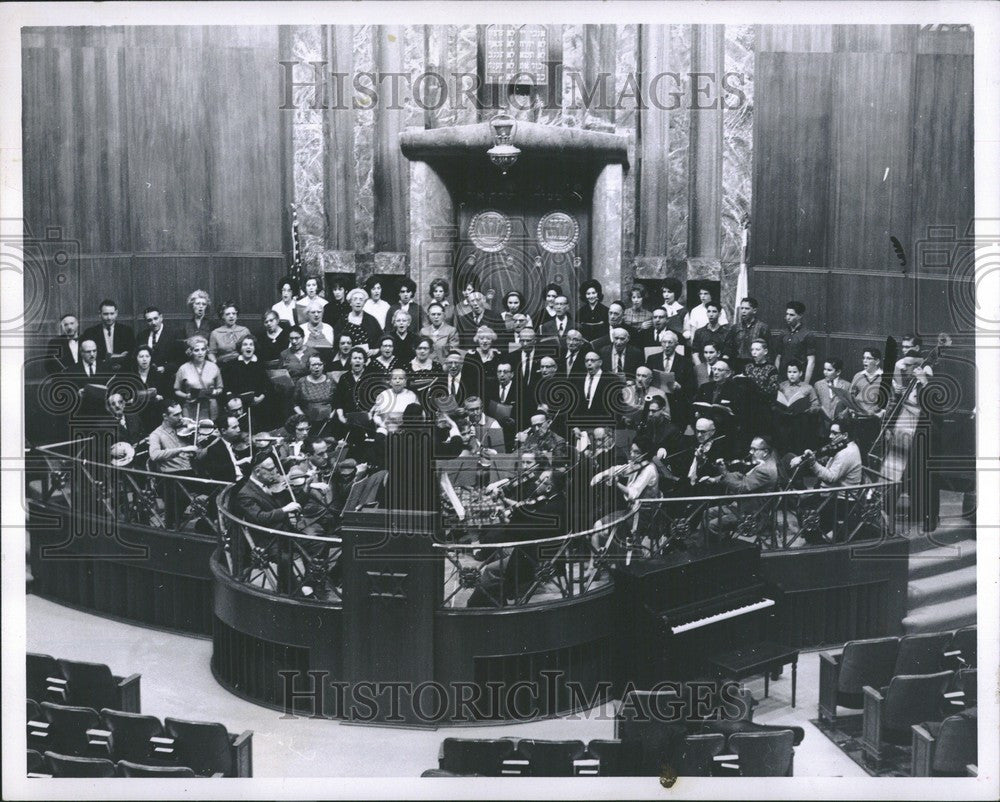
[774,392,813,415]
[267,368,294,392]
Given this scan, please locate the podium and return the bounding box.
[340,509,442,726]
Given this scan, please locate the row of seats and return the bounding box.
[28,653,140,713]
[818,627,976,721]
[423,731,795,778]
[27,701,252,778]
[28,749,210,778]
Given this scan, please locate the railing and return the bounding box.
[29,439,229,538]
[216,487,343,605]
[637,468,898,554]
[433,504,642,609]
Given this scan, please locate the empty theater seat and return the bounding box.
[818,636,899,721]
[676,733,726,777]
[116,760,200,778]
[99,709,167,764]
[44,751,116,779]
[861,670,953,764]
[516,739,587,776]
[27,653,65,704]
[942,626,977,670]
[57,658,141,713]
[37,702,103,757]
[726,730,796,776]
[437,737,517,776]
[893,632,952,675]
[163,717,253,777]
[911,708,977,777]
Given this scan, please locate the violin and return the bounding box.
[793,437,848,466]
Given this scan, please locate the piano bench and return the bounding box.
[708,642,800,708]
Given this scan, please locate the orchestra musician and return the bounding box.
[105,391,145,446]
[701,436,780,542]
[515,411,568,464]
[788,421,863,543]
[199,413,252,483]
[148,401,200,528]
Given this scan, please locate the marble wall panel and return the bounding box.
[353,25,376,255]
[722,24,755,266]
[454,25,479,126]
[561,25,584,127]
[667,25,691,266]
[291,25,327,273]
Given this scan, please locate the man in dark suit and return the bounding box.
[538,295,573,351]
[486,361,525,446]
[46,313,82,374]
[645,329,695,396]
[199,413,251,483]
[63,339,111,418]
[600,327,645,377]
[82,299,134,371]
[236,452,302,529]
[441,350,468,406]
[508,327,551,396]
[590,301,633,353]
[455,292,503,349]
[105,391,146,445]
[573,351,626,427]
[637,306,672,349]
[136,305,182,374]
[693,360,753,452]
[560,329,589,378]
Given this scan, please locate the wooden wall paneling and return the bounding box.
[77,255,135,328]
[909,54,974,273]
[748,267,829,331]
[751,52,832,267]
[125,45,213,253]
[832,25,916,53]
[204,35,284,254]
[209,256,286,319]
[825,334,890,375]
[324,25,357,252]
[828,53,913,273]
[373,25,409,253]
[131,255,216,324]
[913,274,976,342]
[825,272,908,338]
[757,25,833,53]
[583,24,617,124]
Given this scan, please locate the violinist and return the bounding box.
[789,421,862,488]
[148,401,200,527]
[590,438,660,504]
[286,437,338,536]
[236,452,302,531]
[277,414,312,465]
[199,414,251,483]
[687,417,728,489]
[702,436,779,543]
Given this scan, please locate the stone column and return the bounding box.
[592,163,624,301]
[687,24,724,283]
[408,159,455,298]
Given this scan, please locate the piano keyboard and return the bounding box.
[670,598,775,635]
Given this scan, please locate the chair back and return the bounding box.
[101,708,163,763]
[117,760,197,778]
[957,668,977,708]
[882,671,953,732]
[677,733,725,777]
[40,702,101,756]
[163,717,233,777]
[615,692,688,776]
[27,749,47,775]
[44,750,116,778]
[518,739,587,776]
[438,737,516,776]
[838,637,899,696]
[27,653,63,703]
[587,739,637,776]
[945,626,977,669]
[932,710,977,775]
[57,659,118,710]
[729,729,795,776]
[27,698,41,722]
[894,632,951,675]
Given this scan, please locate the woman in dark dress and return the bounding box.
[368,335,398,375]
[405,337,445,404]
[385,308,420,363]
[334,288,383,354]
[116,344,170,434]
[221,335,273,430]
[577,279,610,344]
[335,346,375,421]
[256,310,290,364]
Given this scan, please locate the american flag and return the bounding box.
[288,203,304,294]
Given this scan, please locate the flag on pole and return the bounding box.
[733,215,750,322]
[288,203,304,294]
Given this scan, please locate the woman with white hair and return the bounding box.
[334,288,383,354]
[385,309,420,363]
[175,334,223,420]
[183,289,212,340]
[461,325,502,394]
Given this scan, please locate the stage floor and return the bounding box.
[24,594,867,778]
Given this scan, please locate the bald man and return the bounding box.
[599,327,644,376]
[573,351,625,426]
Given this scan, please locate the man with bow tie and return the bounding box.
[46,313,82,374]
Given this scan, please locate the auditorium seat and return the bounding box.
[676,733,725,777]
[27,652,65,703]
[116,760,200,778]
[163,717,253,777]
[942,625,976,670]
[517,739,587,776]
[860,670,953,764]
[44,751,116,778]
[586,739,638,776]
[893,632,951,675]
[100,709,166,764]
[818,636,899,721]
[437,737,517,776]
[38,702,103,757]
[727,730,795,776]
[911,708,977,777]
[57,658,141,712]
[27,749,49,777]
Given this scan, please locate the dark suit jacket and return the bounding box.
[62,361,112,417]
[694,377,753,450]
[638,325,672,350]
[236,477,291,529]
[440,371,468,406]
[486,379,527,430]
[108,412,146,445]
[539,316,573,351]
[82,322,135,366]
[200,437,242,483]
[455,311,504,350]
[135,325,183,372]
[45,336,81,374]
[573,371,626,424]
[600,345,645,376]
[645,351,696,395]
[561,349,587,378]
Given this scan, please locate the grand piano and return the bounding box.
[612,539,783,688]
